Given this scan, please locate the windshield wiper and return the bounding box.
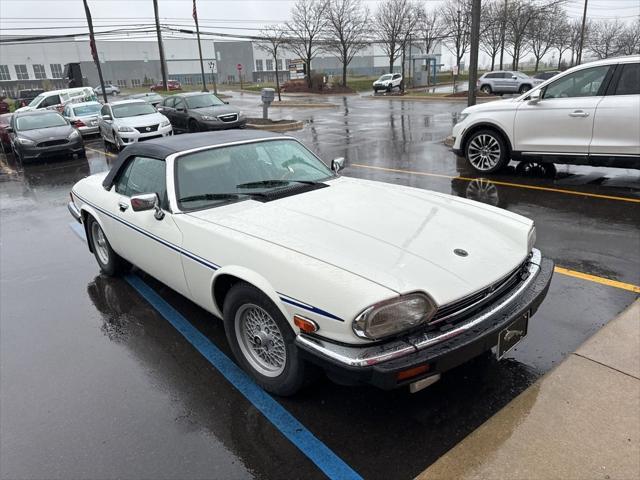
[236,179,323,189]
[179,191,268,203]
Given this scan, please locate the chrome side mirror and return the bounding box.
[130,193,165,220]
[331,157,345,173]
[102,114,112,121]
[528,89,541,104]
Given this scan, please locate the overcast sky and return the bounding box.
[1,0,638,67]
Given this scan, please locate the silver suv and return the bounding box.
[477,71,543,95]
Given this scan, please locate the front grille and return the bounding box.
[429,260,528,327]
[134,124,159,133]
[218,114,238,123]
[137,134,163,142]
[37,139,68,147]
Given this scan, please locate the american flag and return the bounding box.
[192,0,197,21]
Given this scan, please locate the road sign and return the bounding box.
[208,60,217,73]
[288,60,305,80]
[452,65,459,76]
[237,63,243,71]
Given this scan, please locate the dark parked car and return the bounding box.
[150,80,181,91]
[533,70,561,80]
[158,92,246,132]
[14,88,45,109]
[126,92,164,107]
[9,110,84,163]
[0,113,12,151]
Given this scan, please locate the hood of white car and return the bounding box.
[189,177,533,305]
[115,112,167,127]
[463,97,519,115]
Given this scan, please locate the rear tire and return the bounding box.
[223,282,307,396]
[87,215,130,276]
[465,129,509,173]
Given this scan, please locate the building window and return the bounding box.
[184,76,192,85]
[0,65,10,81]
[116,79,127,87]
[277,59,283,71]
[256,59,263,72]
[131,78,141,87]
[266,59,273,71]
[15,64,29,80]
[33,64,46,79]
[50,63,63,78]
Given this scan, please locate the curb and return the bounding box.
[366,95,499,103]
[269,102,336,108]
[246,120,304,132]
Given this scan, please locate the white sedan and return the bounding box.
[98,99,172,150]
[68,131,554,395]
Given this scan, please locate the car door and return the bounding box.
[513,64,613,155]
[98,104,114,141]
[106,155,190,296]
[590,62,640,158]
[173,98,189,131]
[38,94,61,110]
[158,96,176,124]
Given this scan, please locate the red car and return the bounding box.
[150,80,182,91]
[0,113,12,151]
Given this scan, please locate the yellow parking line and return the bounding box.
[555,267,640,294]
[86,146,117,158]
[350,163,640,204]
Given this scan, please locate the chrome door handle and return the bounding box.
[569,110,589,117]
[118,201,129,212]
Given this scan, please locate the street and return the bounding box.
[1,92,639,480]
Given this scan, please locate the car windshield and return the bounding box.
[176,139,334,210]
[73,104,102,116]
[184,94,225,109]
[16,112,67,131]
[28,94,46,107]
[111,102,156,118]
[378,74,393,81]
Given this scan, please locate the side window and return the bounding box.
[115,156,167,206]
[100,105,110,117]
[40,95,61,108]
[613,63,639,96]
[543,65,610,99]
[163,97,175,108]
[175,98,186,110]
[393,74,401,79]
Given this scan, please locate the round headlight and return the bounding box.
[353,293,437,340]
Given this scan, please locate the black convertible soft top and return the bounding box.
[102,130,285,190]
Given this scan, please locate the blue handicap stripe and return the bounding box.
[124,274,362,480]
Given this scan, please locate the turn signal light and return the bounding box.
[396,364,430,382]
[73,120,86,127]
[293,315,319,333]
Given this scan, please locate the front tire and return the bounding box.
[465,129,509,173]
[223,283,307,396]
[519,84,531,93]
[480,84,492,94]
[87,215,130,276]
[111,91,118,97]
[188,119,200,133]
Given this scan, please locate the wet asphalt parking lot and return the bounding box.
[1,92,639,480]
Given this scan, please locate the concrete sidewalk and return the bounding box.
[417,300,640,480]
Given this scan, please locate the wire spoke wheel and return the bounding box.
[468,134,502,171]
[235,304,286,377]
[91,222,110,265]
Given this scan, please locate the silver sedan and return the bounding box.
[62,101,103,136]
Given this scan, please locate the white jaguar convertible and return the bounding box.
[69,131,554,395]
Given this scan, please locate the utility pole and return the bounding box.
[192,0,208,92]
[83,0,108,104]
[467,0,481,107]
[499,0,507,70]
[153,0,168,91]
[577,0,588,65]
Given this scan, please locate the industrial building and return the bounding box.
[0,36,441,96]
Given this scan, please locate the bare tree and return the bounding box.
[569,18,589,66]
[553,17,572,69]
[285,0,327,88]
[529,5,566,71]
[440,0,472,70]
[504,0,536,70]
[257,25,287,101]
[480,0,504,71]
[589,19,625,59]
[375,0,418,73]
[419,7,447,56]
[616,19,640,56]
[324,0,370,87]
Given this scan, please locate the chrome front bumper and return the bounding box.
[296,249,547,368]
[68,201,81,222]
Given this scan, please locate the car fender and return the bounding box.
[461,116,515,153]
[210,265,291,323]
[79,203,107,252]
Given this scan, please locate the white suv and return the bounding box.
[373,73,403,92]
[452,56,640,172]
